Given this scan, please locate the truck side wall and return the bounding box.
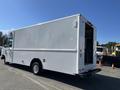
[12,15,79,75]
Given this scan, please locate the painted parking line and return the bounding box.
[8,67,49,90]
[8,66,62,90]
[23,74,49,90]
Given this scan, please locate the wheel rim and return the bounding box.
[33,64,39,74]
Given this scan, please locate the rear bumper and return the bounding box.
[79,68,101,76]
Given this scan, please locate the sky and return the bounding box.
[0,0,120,44]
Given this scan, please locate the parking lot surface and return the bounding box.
[0,60,120,90]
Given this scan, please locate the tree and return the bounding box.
[104,42,118,54]
[2,34,9,47]
[0,31,13,47]
[0,32,3,46]
[97,41,99,46]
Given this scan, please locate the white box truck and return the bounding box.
[1,14,100,76]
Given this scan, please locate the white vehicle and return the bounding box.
[1,14,100,76]
[96,46,108,61]
[96,46,108,56]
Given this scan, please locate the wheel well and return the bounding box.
[30,58,43,69]
[1,55,5,59]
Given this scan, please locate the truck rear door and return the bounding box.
[79,17,96,73]
[84,23,94,65]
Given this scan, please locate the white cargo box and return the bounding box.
[3,14,100,75]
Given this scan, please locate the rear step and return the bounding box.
[79,68,101,77]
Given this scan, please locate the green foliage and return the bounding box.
[116,51,120,56]
[105,42,117,47]
[0,32,3,46]
[0,31,9,46]
[2,34,9,47]
[101,42,118,54]
[97,41,99,46]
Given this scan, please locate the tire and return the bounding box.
[1,55,5,60]
[31,62,42,75]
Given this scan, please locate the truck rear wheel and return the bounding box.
[31,62,42,75]
[1,55,5,60]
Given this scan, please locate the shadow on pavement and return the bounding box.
[8,63,120,90]
[8,64,31,72]
[40,70,120,90]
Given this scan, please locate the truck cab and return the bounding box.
[96,46,108,61]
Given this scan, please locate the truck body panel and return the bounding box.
[3,14,97,75]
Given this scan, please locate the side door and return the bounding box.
[5,48,13,63]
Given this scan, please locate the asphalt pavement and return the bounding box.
[0,60,120,90]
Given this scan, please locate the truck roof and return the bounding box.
[11,14,80,32]
[9,14,95,33]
